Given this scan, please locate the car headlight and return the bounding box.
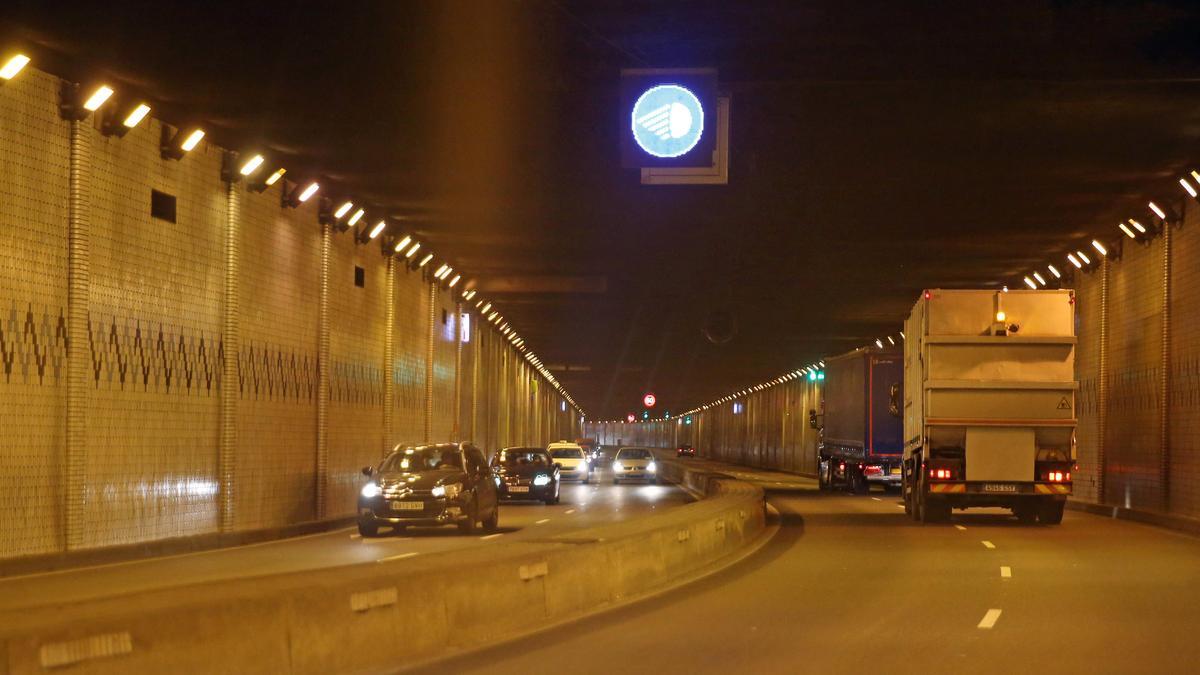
[533,474,552,486]
[360,483,381,499]
[647,461,657,473]
[613,461,624,471]
[432,482,462,499]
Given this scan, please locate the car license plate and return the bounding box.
[890,467,902,476]
[391,501,423,510]
[509,486,529,493]
[982,484,1017,493]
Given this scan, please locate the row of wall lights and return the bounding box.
[3,51,585,417]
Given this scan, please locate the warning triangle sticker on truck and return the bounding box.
[1057,396,1071,410]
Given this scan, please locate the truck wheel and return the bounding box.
[853,471,869,495]
[817,460,830,491]
[922,496,950,523]
[1038,500,1065,525]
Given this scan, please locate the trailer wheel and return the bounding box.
[1038,499,1065,525]
[902,466,913,516]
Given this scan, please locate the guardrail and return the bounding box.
[0,459,766,674]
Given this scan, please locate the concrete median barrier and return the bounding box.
[0,460,764,674]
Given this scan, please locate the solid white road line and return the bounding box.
[480,533,503,540]
[977,609,1002,629]
[565,509,576,514]
[1000,566,1012,578]
[954,525,967,531]
[536,519,550,525]
[377,552,418,563]
[982,540,996,549]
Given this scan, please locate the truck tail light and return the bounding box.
[931,468,953,480]
[864,465,884,476]
[1047,471,1070,482]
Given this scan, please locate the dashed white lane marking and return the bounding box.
[871,497,882,502]
[954,525,967,531]
[350,533,361,539]
[977,609,1002,629]
[536,519,550,525]
[565,509,576,514]
[1000,566,1012,578]
[377,552,418,563]
[982,540,996,549]
[895,504,905,509]
[480,533,503,540]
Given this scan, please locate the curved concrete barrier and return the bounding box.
[0,460,765,674]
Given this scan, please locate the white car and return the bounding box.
[612,447,657,485]
[548,442,592,483]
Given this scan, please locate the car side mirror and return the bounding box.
[361,466,373,477]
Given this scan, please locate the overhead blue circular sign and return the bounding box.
[630,84,705,159]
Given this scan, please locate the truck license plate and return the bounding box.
[391,501,424,510]
[982,484,1017,493]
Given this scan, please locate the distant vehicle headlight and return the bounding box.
[360,483,381,499]
[647,461,657,473]
[433,482,462,499]
[533,474,552,486]
[613,461,624,472]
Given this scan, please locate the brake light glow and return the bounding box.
[1047,471,1070,482]
[864,465,884,476]
[931,468,952,480]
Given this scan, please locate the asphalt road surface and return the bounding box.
[0,468,685,612]
[421,459,1200,675]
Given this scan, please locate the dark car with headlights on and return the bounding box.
[358,443,499,537]
[491,447,560,505]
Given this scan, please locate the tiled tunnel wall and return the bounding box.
[0,67,580,561]
[596,203,1200,522]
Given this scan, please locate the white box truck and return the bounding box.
[902,289,1077,524]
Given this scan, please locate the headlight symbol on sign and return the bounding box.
[631,84,705,159]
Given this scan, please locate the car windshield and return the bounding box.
[498,449,550,466]
[380,447,463,473]
[617,449,652,459]
[550,448,583,458]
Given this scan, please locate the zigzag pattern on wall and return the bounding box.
[1171,355,1200,408]
[89,313,220,395]
[1108,365,1160,412]
[239,341,316,402]
[0,302,67,385]
[2,299,393,404]
[330,359,382,406]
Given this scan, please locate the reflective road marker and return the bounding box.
[978,609,1003,629]
[1000,566,1012,578]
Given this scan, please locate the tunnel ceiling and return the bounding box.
[7,0,1200,420]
